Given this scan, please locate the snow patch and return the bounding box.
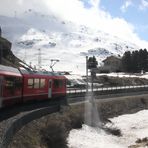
[68,110,148,148]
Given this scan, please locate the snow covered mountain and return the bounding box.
[0,10,140,74]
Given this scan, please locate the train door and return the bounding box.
[48,79,52,98]
[0,76,3,107]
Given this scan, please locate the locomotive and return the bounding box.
[0,64,67,108]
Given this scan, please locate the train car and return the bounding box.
[0,65,23,108]
[0,65,67,109]
[19,68,67,102]
[52,75,67,99]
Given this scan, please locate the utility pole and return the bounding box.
[0,26,1,37]
[0,26,2,64]
[91,69,94,92]
[24,48,26,62]
[38,48,41,70]
[87,56,98,94]
[0,44,2,64]
[86,56,88,93]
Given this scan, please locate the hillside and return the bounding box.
[0,36,29,68]
[0,36,16,66]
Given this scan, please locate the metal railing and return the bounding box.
[67,84,148,95]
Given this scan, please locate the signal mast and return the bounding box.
[38,48,42,70]
[50,59,59,72]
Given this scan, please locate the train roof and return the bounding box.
[0,65,21,76]
[0,65,66,78]
[19,67,65,77]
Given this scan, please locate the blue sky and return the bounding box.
[100,0,148,41]
[82,0,148,41]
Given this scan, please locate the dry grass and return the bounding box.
[9,96,148,148]
[9,105,85,148]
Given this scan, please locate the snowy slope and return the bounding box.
[0,11,140,74]
[68,110,148,148]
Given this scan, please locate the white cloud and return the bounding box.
[120,0,133,12]
[0,0,50,17]
[139,0,148,10]
[42,0,137,41]
[0,0,148,47]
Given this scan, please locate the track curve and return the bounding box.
[0,101,60,148]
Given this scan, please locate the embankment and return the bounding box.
[9,94,148,148]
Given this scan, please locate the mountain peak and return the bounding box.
[0,14,140,74]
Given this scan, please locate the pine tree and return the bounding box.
[142,49,148,71]
[131,50,139,72]
[88,56,98,69]
[122,49,148,73]
[122,51,132,72]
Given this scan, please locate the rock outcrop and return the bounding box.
[0,34,28,68]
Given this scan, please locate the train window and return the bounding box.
[5,77,16,94]
[54,79,64,88]
[5,77,22,90]
[28,78,45,89]
[6,80,14,87]
[28,79,33,88]
[5,77,14,88]
[40,79,45,88]
[15,78,22,89]
[34,78,40,88]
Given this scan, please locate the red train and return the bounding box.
[0,65,67,108]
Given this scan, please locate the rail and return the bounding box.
[67,84,148,97]
[0,102,60,148]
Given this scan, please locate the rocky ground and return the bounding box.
[128,137,148,148]
[8,95,148,148]
[0,36,31,69]
[8,105,84,148]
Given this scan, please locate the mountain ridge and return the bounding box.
[0,12,140,74]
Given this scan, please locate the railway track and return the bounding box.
[67,84,148,102]
[0,100,61,148]
[1,84,148,148]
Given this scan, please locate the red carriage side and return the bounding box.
[20,68,67,102]
[22,73,51,101]
[52,75,67,99]
[0,65,23,108]
[0,65,67,109]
